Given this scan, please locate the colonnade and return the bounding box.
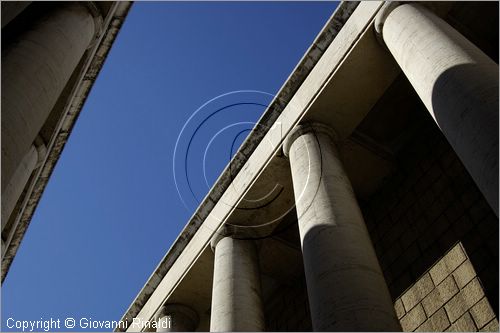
[155,3,498,331]
[14,2,485,332]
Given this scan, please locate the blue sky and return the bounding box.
[2,2,338,331]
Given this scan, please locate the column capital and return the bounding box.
[373,1,402,46]
[210,225,260,251]
[81,2,104,49]
[282,122,338,158]
[210,225,232,251]
[154,303,199,332]
[374,2,451,47]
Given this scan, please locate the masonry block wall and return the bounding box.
[264,275,312,331]
[394,243,498,331]
[361,113,499,332]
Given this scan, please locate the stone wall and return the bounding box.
[394,243,498,331]
[362,114,499,332]
[264,276,312,331]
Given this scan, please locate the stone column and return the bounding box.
[283,123,400,331]
[210,234,265,331]
[155,304,198,332]
[2,3,100,196]
[375,3,499,215]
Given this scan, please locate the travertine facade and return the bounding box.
[118,2,497,332]
[2,1,497,332]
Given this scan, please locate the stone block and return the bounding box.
[404,242,422,268]
[402,273,435,311]
[401,304,427,332]
[462,277,485,303]
[390,257,408,280]
[414,214,432,232]
[430,175,448,197]
[400,225,419,250]
[445,243,468,271]
[445,278,485,322]
[460,190,480,210]
[441,189,456,208]
[389,207,404,228]
[429,259,450,286]
[422,275,459,316]
[419,188,436,211]
[430,243,467,285]
[394,298,405,320]
[479,319,499,332]
[446,312,477,332]
[452,261,476,289]
[406,201,422,223]
[445,199,465,223]
[470,297,496,330]
[384,220,406,245]
[417,232,435,252]
[416,308,451,332]
[427,199,447,222]
[452,214,474,238]
[468,199,490,222]
[382,242,403,270]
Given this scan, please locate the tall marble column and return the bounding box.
[375,3,499,215]
[283,123,400,331]
[210,234,265,331]
[2,3,100,198]
[155,304,198,332]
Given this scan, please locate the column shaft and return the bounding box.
[210,236,264,331]
[381,3,499,214]
[2,3,97,194]
[284,123,400,331]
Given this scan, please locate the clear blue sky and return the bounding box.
[2,2,338,331]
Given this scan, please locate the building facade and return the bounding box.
[119,2,499,332]
[1,1,132,282]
